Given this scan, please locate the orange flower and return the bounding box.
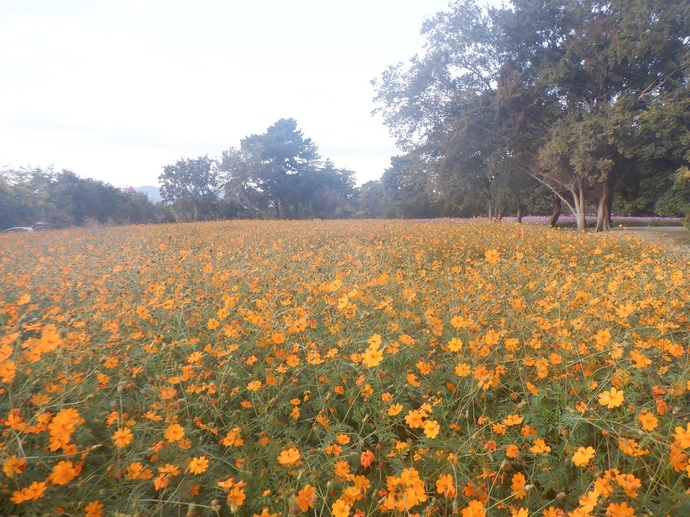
[277,446,301,466]
[572,446,596,467]
[10,480,47,503]
[529,438,551,454]
[112,427,134,448]
[485,249,500,264]
[362,345,383,368]
[188,456,209,475]
[164,423,185,443]
[360,450,375,468]
[295,484,317,512]
[637,411,658,431]
[85,501,104,517]
[503,414,524,427]
[673,422,690,449]
[423,419,440,439]
[578,489,598,512]
[461,500,486,517]
[227,486,246,512]
[436,473,457,498]
[606,501,636,517]
[48,460,78,485]
[3,455,27,478]
[598,387,625,409]
[387,403,403,416]
[511,472,527,499]
[505,444,520,458]
[331,499,350,517]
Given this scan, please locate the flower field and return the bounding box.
[1,220,689,517]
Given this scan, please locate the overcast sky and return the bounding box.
[1,0,460,187]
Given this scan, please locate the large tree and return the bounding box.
[374,0,690,230]
[158,155,221,221]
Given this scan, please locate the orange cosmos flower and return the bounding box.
[503,414,524,426]
[578,489,598,512]
[188,456,209,475]
[11,480,47,503]
[48,460,78,485]
[511,472,527,499]
[112,427,134,448]
[461,500,486,517]
[572,446,596,467]
[247,380,262,391]
[331,499,350,517]
[360,450,375,467]
[164,423,185,443]
[3,455,27,478]
[295,484,318,512]
[598,387,625,409]
[436,473,457,497]
[387,403,403,416]
[84,501,105,517]
[606,501,636,517]
[529,438,551,454]
[227,486,246,512]
[362,345,383,368]
[424,419,440,439]
[637,410,658,431]
[673,422,690,448]
[485,249,500,263]
[277,446,301,466]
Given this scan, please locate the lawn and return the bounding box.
[1,220,689,516]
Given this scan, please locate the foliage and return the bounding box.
[373,0,690,229]
[1,220,689,516]
[0,167,168,229]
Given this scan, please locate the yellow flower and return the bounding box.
[598,387,625,409]
[572,446,596,467]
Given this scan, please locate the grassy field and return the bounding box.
[1,220,689,517]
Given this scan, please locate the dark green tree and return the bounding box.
[158,155,220,221]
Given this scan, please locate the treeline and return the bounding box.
[0,168,173,229]
[372,0,690,230]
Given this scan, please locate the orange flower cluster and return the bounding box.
[0,220,688,515]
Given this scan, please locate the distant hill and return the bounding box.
[135,186,163,203]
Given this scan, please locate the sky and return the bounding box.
[0,0,458,188]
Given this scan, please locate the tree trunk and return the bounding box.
[487,200,493,220]
[495,208,503,222]
[572,183,587,231]
[516,202,525,223]
[549,195,561,227]
[595,183,611,232]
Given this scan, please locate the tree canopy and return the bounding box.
[373,0,690,229]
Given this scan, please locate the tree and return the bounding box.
[373,0,690,230]
[158,155,220,221]
[239,118,320,218]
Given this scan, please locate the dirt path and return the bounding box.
[618,226,690,258]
